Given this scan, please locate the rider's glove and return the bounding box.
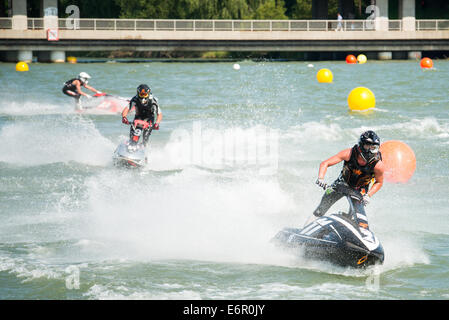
[153,123,159,130]
[122,117,129,125]
[316,178,327,190]
[362,194,371,206]
[86,95,92,99]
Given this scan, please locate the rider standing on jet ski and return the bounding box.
[62,72,102,110]
[313,131,385,230]
[121,84,162,146]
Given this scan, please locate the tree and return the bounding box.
[59,0,121,18]
[115,0,173,19]
[290,0,312,19]
[253,0,287,20]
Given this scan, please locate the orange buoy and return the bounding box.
[346,55,357,64]
[379,140,416,183]
[420,57,433,69]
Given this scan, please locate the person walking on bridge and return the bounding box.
[335,13,343,31]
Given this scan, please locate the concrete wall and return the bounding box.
[42,0,58,30]
[375,0,389,31]
[400,0,416,31]
[11,0,27,30]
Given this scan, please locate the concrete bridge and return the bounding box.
[0,0,448,63]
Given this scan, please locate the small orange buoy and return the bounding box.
[380,140,416,183]
[346,55,357,64]
[420,57,433,69]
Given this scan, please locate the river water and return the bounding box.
[0,59,448,300]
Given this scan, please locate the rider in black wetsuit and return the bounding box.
[62,72,101,109]
[313,131,385,230]
[121,84,162,146]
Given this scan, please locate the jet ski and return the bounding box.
[77,93,128,114]
[113,119,152,168]
[272,183,384,268]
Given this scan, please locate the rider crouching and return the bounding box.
[313,131,385,231]
[121,84,162,147]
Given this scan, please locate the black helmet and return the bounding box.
[137,84,151,104]
[358,130,380,162]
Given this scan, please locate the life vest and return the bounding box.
[63,78,85,91]
[339,145,382,192]
[130,95,158,121]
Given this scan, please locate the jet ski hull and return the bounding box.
[272,215,384,268]
[113,141,147,168]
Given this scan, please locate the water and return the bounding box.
[0,59,448,300]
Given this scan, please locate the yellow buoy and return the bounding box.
[347,87,375,111]
[16,61,29,72]
[357,54,367,64]
[316,68,333,83]
[67,56,77,64]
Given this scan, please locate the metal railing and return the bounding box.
[0,18,448,31]
[0,17,12,29]
[416,19,449,31]
[35,18,402,31]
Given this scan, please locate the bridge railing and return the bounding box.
[0,18,12,29]
[416,19,449,31]
[0,18,448,31]
[37,18,403,31]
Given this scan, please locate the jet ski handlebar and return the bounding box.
[321,182,363,218]
[331,183,363,202]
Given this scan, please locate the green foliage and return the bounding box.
[58,0,121,18]
[115,0,289,20]
[253,0,287,20]
[9,0,449,20]
[290,0,311,19]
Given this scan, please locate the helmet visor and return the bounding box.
[363,143,379,153]
[139,89,149,98]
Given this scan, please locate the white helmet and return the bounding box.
[78,72,91,84]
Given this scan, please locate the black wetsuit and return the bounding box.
[313,145,382,229]
[127,95,160,145]
[62,78,85,104]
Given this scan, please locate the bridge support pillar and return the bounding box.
[11,0,27,30]
[375,0,389,31]
[0,50,33,63]
[37,51,66,63]
[399,0,415,31]
[378,52,392,60]
[408,51,421,60]
[41,0,59,30]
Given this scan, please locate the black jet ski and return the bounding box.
[113,119,152,168]
[272,183,384,268]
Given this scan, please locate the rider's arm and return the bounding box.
[318,148,351,180]
[367,161,385,197]
[121,106,129,118]
[84,84,100,94]
[155,106,162,125]
[122,100,134,118]
[75,80,90,97]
